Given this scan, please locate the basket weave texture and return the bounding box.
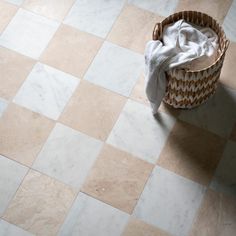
[152,11,230,108]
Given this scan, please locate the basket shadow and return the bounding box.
[156,82,236,193]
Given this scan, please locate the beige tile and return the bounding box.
[189,189,236,236]
[3,170,76,236]
[230,123,236,142]
[0,46,35,100]
[122,218,171,236]
[175,0,233,23]
[82,144,153,213]
[60,80,126,141]
[130,74,180,117]
[0,103,54,166]
[220,42,236,89]
[107,4,163,54]
[41,24,103,78]
[130,74,149,106]
[157,120,226,186]
[23,0,75,21]
[0,1,17,33]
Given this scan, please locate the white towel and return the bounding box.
[145,19,218,114]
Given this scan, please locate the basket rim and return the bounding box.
[152,10,230,74]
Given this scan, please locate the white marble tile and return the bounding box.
[0,220,33,236]
[13,62,79,120]
[179,84,236,138]
[223,0,236,42]
[0,98,8,118]
[33,123,103,190]
[210,140,236,197]
[58,192,129,236]
[133,166,206,236]
[0,9,59,59]
[84,41,143,96]
[64,0,125,38]
[107,99,176,164]
[5,0,23,5]
[0,155,28,216]
[128,0,179,16]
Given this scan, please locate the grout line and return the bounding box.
[1,167,30,219]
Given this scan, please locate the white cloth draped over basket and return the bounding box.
[145,19,218,114]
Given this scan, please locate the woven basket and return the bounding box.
[152,11,230,108]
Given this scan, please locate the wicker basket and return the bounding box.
[152,11,230,108]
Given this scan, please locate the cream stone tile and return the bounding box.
[0,220,33,236]
[41,24,103,78]
[0,46,35,100]
[189,189,236,236]
[108,5,163,54]
[122,218,171,236]
[133,166,206,236]
[128,0,179,17]
[130,75,180,118]
[157,120,226,186]
[82,144,153,213]
[0,9,60,59]
[175,0,233,23]
[3,170,76,236]
[23,0,75,21]
[0,1,17,33]
[60,80,126,141]
[58,192,129,236]
[0,155,28,216]
[0,103,54,166]
[33,123,103,190]
[220,42,236,89]
[130,74,149,106]
[63,0,125,38]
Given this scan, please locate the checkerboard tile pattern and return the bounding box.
[0,1,236,236]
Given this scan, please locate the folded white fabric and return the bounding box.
[145,19,218,114]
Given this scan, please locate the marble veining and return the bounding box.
[0,155,28,216]
[84,41,143,97]
[0,9,59,59]
[33,123,103,189]
[210,140,236,197]
[0,98,8,118]
[0,220,33,236]
[13,62,79,120]
[64,0,126,38]
[58,192,129,236]
[128,0,179,16]
[223,0,236,42]
[107,99,176,163]
[179,84,236,138]
[133,166,206,236]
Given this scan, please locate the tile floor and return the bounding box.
[0,0,236,236]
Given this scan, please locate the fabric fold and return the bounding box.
[145,19,218,114]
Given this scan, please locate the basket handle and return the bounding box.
[223,39,230,54]
[152,23,161,40]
